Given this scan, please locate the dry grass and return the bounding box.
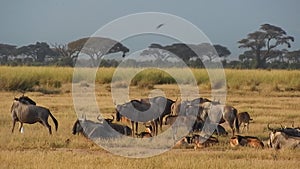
[1,68,300,168]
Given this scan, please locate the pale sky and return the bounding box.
[0,0,299,59]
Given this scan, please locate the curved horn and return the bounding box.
[82,114,86,121]
[97,115,103,122]
[111,115,115,121]
[267,123,274,131]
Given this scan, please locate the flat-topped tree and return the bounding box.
[238,24,294,69]
[54,37,129,67]
[71,37,129,67]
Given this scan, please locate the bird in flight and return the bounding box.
[156,23,165,29]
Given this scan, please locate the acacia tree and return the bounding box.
[53,37,129,67]
[238,24,294,69]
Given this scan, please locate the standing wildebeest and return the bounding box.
[15,95,37,133]
[237,111,253,133]
[116,99,160,137]
[230,135,264,148]
[267,124,300,150]
[201,102,239,136]
[140,96,174,132]
[11,98,58,134]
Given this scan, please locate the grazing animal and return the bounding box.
[141,96,174,132]
[237,112,253,132]
[116,99,160,137]
[267,124,300,150]
[201,102,239,136]
[230,135,264,148]
[190,97,212,106]
[164,114,196,141]
[11,98,58,134]
[213,124,228,136]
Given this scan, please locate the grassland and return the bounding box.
[0,66,300,169]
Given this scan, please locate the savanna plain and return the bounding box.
[0,67,300,169]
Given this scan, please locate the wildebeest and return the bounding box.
[116,99,160,137]
[14,95,37,133]
[72,114,132,139]
[191,119,228,136]
[140,96,174,132]
[192,134,219,150]
[72,118,115,139]
[237,111,253,132]
[97,115,132,136]
[201,102,239,136]
[230,135,264,148]
[18,95,36,105]
[267,124,300,150]
[11,98,58,134]
[164,114,197,141]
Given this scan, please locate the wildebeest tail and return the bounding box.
[49,111,58,131]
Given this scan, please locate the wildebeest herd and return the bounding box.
[10,95,300,150]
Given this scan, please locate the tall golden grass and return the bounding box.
[0,66,299,92]
[1,83,300,168]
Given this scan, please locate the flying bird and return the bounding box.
[156,23,165,29]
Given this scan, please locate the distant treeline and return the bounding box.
[0,23,299,69]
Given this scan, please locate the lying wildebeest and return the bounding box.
[11,98,58,134]
[230,135,264,148]
[237,111,253,133]
[72,118,115,139]
[140,96,174,132]
[116,99,160,137]
[101,115,115,124]
[267,124,300,150]
[201,102,239,136]
[97,115,132,136]
[72,114,132,139]
[192,134,219,150]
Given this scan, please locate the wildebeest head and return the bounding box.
[115,106,122,122]
[72,120,83,135]
[14,95,36,105]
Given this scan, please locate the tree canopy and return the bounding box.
[238,23,294,69]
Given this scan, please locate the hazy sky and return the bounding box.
[1,0,299,59]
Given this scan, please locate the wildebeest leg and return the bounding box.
[131,121,135,137]
[159,116,163,132]
[11,119,17,133]
[18,123,23,133]
[155,120,158,136]
[135,122,138,137]
[41,120,52,135]
[246,123,249,133]
[228,120,235,136]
